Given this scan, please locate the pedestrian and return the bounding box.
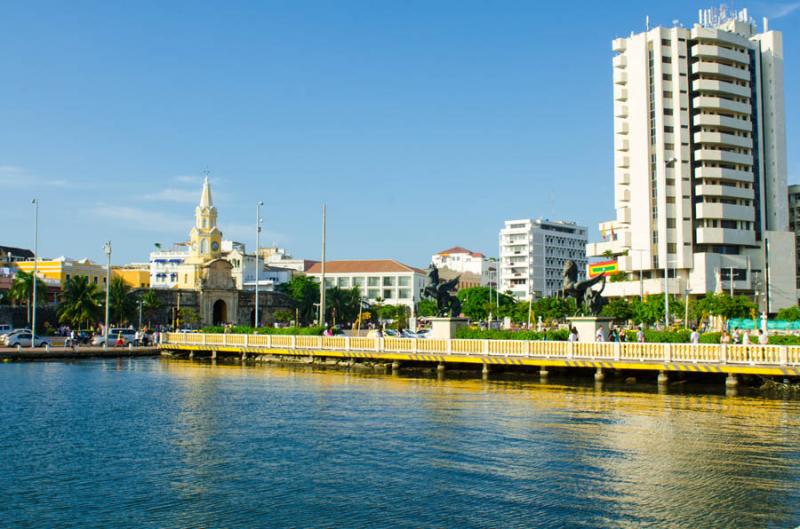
[637,326,645,343]
[731,327,741,344]
[690,327,700,344]
[568,326,578,343]
[742,329,751,345]
[720,330,731,344]
[758,329,768,345]
[595,326,605,343]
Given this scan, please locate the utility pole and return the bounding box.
[31,198,39,347]
[103,241,112,348]
[729,266,734,297]
[255,201,264,328]
[319,204,327,326]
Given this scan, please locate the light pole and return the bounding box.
[319,204,327,326]
[137,300,143,330]
[255,201,264,329]
[103,241,112,348]
[31,198,39,348]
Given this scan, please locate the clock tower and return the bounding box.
[187,175,222,264]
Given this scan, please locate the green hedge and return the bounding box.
[455,328,570,341]
[200,325,325,336]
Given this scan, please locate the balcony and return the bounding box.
[692,27,752,49]
[613,54,627,68]
[694,149,753,166]
[691,44,750,65]
[614,70,627,85]
[691,61,751,82]
[615,104,628,118]
[616,172,630,185]
[615,121,629,135]
[618,188,631,202]
[695,227,755,246]
[692,79,751,99]
[693,113,752,132]
[695,184,754,200]
[694,131,752,149]
[612,38,627,53]
[619,207,631,223]
[695,166,753,182]
[614,86,628,101]
[616,155,630,168]
[616,138,629,151]
[692,96,751,115]
[695,203,754,222]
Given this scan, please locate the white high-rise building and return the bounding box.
[500,219,588,300]
[587,6,795,311]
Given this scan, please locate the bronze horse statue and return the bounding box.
[423,265,462,317]
[559,260,607,315]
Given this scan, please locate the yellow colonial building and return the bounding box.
[15,257,108,288]
[112,265,151,288]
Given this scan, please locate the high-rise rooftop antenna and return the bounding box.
[645,15,650,31]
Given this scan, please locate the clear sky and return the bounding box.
[2,1,799,267]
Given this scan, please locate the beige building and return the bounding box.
[306,260,427,309]
[588,7,795,311]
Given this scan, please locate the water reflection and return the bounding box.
[1,358,799,529]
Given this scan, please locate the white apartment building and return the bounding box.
[500,219,588,300]
[306,260,427,309]
[431,246,497,287]
[587,7,795,311]
[149,249,188,289]
[788,185,800,293]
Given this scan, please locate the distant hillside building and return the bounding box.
[431,246,497,288]
[499,219,588,300]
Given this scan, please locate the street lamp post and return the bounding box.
[138,300,143,330]
[255,201,264,329]
[31,198,39,348]
[103,241,112,349]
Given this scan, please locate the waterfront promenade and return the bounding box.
[159,332,800,385]
[0,345,160,361]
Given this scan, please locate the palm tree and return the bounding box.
[140,289,162,327]
[58,275,102,330]
[9,270,47,323]
[108,276,136,325]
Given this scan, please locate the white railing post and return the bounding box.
[446,339,452,354]
[720,344,727,364]
[379,337,385,352]
[223,334,228,346]
[664,343,672,363]
[244,334,249,347]
[780,346,788,366]
[345,336,350,352]
[483,339,490,355]
[291,335,296,350]
[613,342,621,361]
[567,341,574,359]
[202,334,207,346]
[267,334,272,348]
[412,338,418,354]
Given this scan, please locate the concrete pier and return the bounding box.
[594,368,605,382]
[725,374,739,388]
[539,367,549,380]
[392,361,400,371]
[437,362,446,372]
[657,371,669,385]
[481,364,489,377]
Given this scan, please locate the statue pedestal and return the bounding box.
[567,316,615,343]
[429,317,469,340]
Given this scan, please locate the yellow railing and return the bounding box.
[159,333,800,367]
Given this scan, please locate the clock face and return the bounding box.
[211,241,220,251]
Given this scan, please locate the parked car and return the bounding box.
[1,328,31,342]
[415,330,431,339]
[4,332,49,347]
[92,328,136,346]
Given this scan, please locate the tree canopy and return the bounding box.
[57,275,102,330]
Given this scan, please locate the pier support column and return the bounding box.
[211,350,217,361]
[539,367,549,380]
[437,362,446,373]
[189,351,194,359]
[594,368,605,382]
[482,364,489,378]
[725,374,739,389]
[241,352,247,362]
[657,371,669,385]
[392,361,400,371]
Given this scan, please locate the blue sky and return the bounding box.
[2,1,799,266]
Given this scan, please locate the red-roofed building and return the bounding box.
[306,259,427,308]
[432,246,496,288]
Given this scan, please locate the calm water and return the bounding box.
[2,359,800,528]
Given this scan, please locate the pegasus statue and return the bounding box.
[423,265,462,317]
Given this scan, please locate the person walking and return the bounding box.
[690,327,700,344]
[636,326,645,343]
[758,329,768,345]
[568,326,578,343]
[720,330,731,344]
[742,329,751,345]
[595,326,605,343]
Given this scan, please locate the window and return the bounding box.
[666,197,676,204]
[667,243,677,254]
[337,277,350,288]
[663,73,672,81]
[353,277,365,287]
[383,289,394,299]
[398,289,411,299]
[383,276,395,287]
[398,276,410,287]
[367,288,379,299]
[663,56,672,63]
[664,109,673,115]
[93,277,98,284]
[367,277,379,287]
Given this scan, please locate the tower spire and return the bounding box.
[199,170,213,208]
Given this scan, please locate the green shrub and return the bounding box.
[699,332,721,344]
[454,328,569,341]
[766,334,800,345]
